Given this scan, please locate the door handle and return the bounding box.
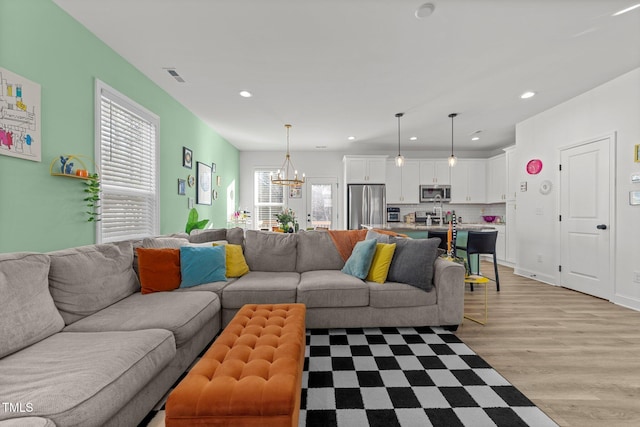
[596,224,607,230]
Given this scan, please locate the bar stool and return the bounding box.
[457,230,500,291]
[427,230,448,252]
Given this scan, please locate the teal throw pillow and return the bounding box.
[341,238,377,279]
[179,245,226,288]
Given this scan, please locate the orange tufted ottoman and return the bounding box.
[165,303,306,427]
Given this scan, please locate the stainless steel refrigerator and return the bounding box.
[347,184,386,229]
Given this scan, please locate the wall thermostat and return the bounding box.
[520,182,528,192]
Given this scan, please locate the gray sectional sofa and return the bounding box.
[0,228,464,427]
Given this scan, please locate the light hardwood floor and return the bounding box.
[456,262,640,427]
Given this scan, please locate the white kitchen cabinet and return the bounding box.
[450,159,486,203]
[493,224,506,261]
[503,145,517,201]
[344,156,387,184]
[505,201,517,264]
[486,154,506,203]
[386,160,420,204]
[419,160,450,185]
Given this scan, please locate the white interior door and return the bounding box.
[559,137,613,299]
[305,178,338,229]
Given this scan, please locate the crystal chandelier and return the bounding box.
[271,124,305,187]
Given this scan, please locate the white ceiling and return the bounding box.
[53,0,640,154]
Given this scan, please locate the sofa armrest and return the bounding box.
[433,257,465,326]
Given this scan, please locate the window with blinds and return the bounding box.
[254,169,284,230]
[95,80,160,243]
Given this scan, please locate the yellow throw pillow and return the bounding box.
[366,242,397,284]
[221,244,249,278]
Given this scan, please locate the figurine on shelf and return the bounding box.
[60,156,69,173]
[65,161,74,175]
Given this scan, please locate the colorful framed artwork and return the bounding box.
[196,161,212,205]
[177,178,186,195]
[183,147,192,168]
[0,67,41,162]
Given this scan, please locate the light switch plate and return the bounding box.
[520,182,527,192]
[188,198,194,209]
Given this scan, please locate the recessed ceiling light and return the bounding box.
[239,90,252,98]
[471,136,480,141]
[347,136,356,141]
[409,136,418,141]
[520,91,536,99]
[415,3,435,19]
[613,3,640,16]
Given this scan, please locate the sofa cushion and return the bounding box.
[295,230,344,272]
[0,330,174,427]
[174,277,236,298]
[341,238,377,279]
[47,241,140,325]
[188,228,227,244]
[0,253,64,359]
[222,271,299,308]
[387,237,440,292]
[0,418,56,427]
[142,236,190,248]
[179,246,227,288]
[63,291,220,348]
[225,227,245,247]
[297,270,369,308]
[365,242,397,284]
[368,280,437,308]
[136,248,181,294]
[243,230,298,272]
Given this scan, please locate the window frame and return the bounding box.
[253,168,285,230]
[94,79,160,243]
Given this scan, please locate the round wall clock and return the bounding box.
[526,159,543,175]
[187,175,195,187]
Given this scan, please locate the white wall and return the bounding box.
[239,151,345,228]
[514,68,640,310]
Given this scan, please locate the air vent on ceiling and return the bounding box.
[165,68,185,83]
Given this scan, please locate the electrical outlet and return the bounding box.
[537,254,543,263]
[634,272,640,284]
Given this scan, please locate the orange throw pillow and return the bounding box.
[136,248,181,294]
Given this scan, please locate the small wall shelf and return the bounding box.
[49,155,98,180]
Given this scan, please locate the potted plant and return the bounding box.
[84,173,101,222]
[275,208,299,233]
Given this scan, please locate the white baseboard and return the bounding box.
[612,295,640,312]
[513,268,557,286]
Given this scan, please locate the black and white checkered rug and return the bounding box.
[300,327,557,427]
[141,327,558,427]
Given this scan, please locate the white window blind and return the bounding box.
[96,80,159,243]
[254,169,284,230]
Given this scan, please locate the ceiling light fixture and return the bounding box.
[520,91,536,99]
[395,113,405,167]
[448,113,458,167]
[271,124,305,187]
[612,3,640,16]
[348,136,356,141]
[415,3,436,19]
[472,136,480,141]
[239,90,252,98]
[410,136,418,141]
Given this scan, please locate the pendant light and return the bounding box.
[448,113,458,167]
[271,124,305,187]
[395,112,405,167]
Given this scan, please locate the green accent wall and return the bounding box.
[0,0,239,253]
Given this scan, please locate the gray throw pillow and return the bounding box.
[0,253,65,358]
[387,237,440,292]
[365,229,390,243]
[188,228,227,243]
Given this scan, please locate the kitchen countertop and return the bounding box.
[363,223,496,231]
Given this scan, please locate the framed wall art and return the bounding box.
[177,178,186,195]
[0,67,41,162]
[183,147,192,168]
[635,144,639,163]
[211,162,217,173]
[289,186,302,199]
[196,161,212,205]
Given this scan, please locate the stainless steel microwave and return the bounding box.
[419,185,451,202]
